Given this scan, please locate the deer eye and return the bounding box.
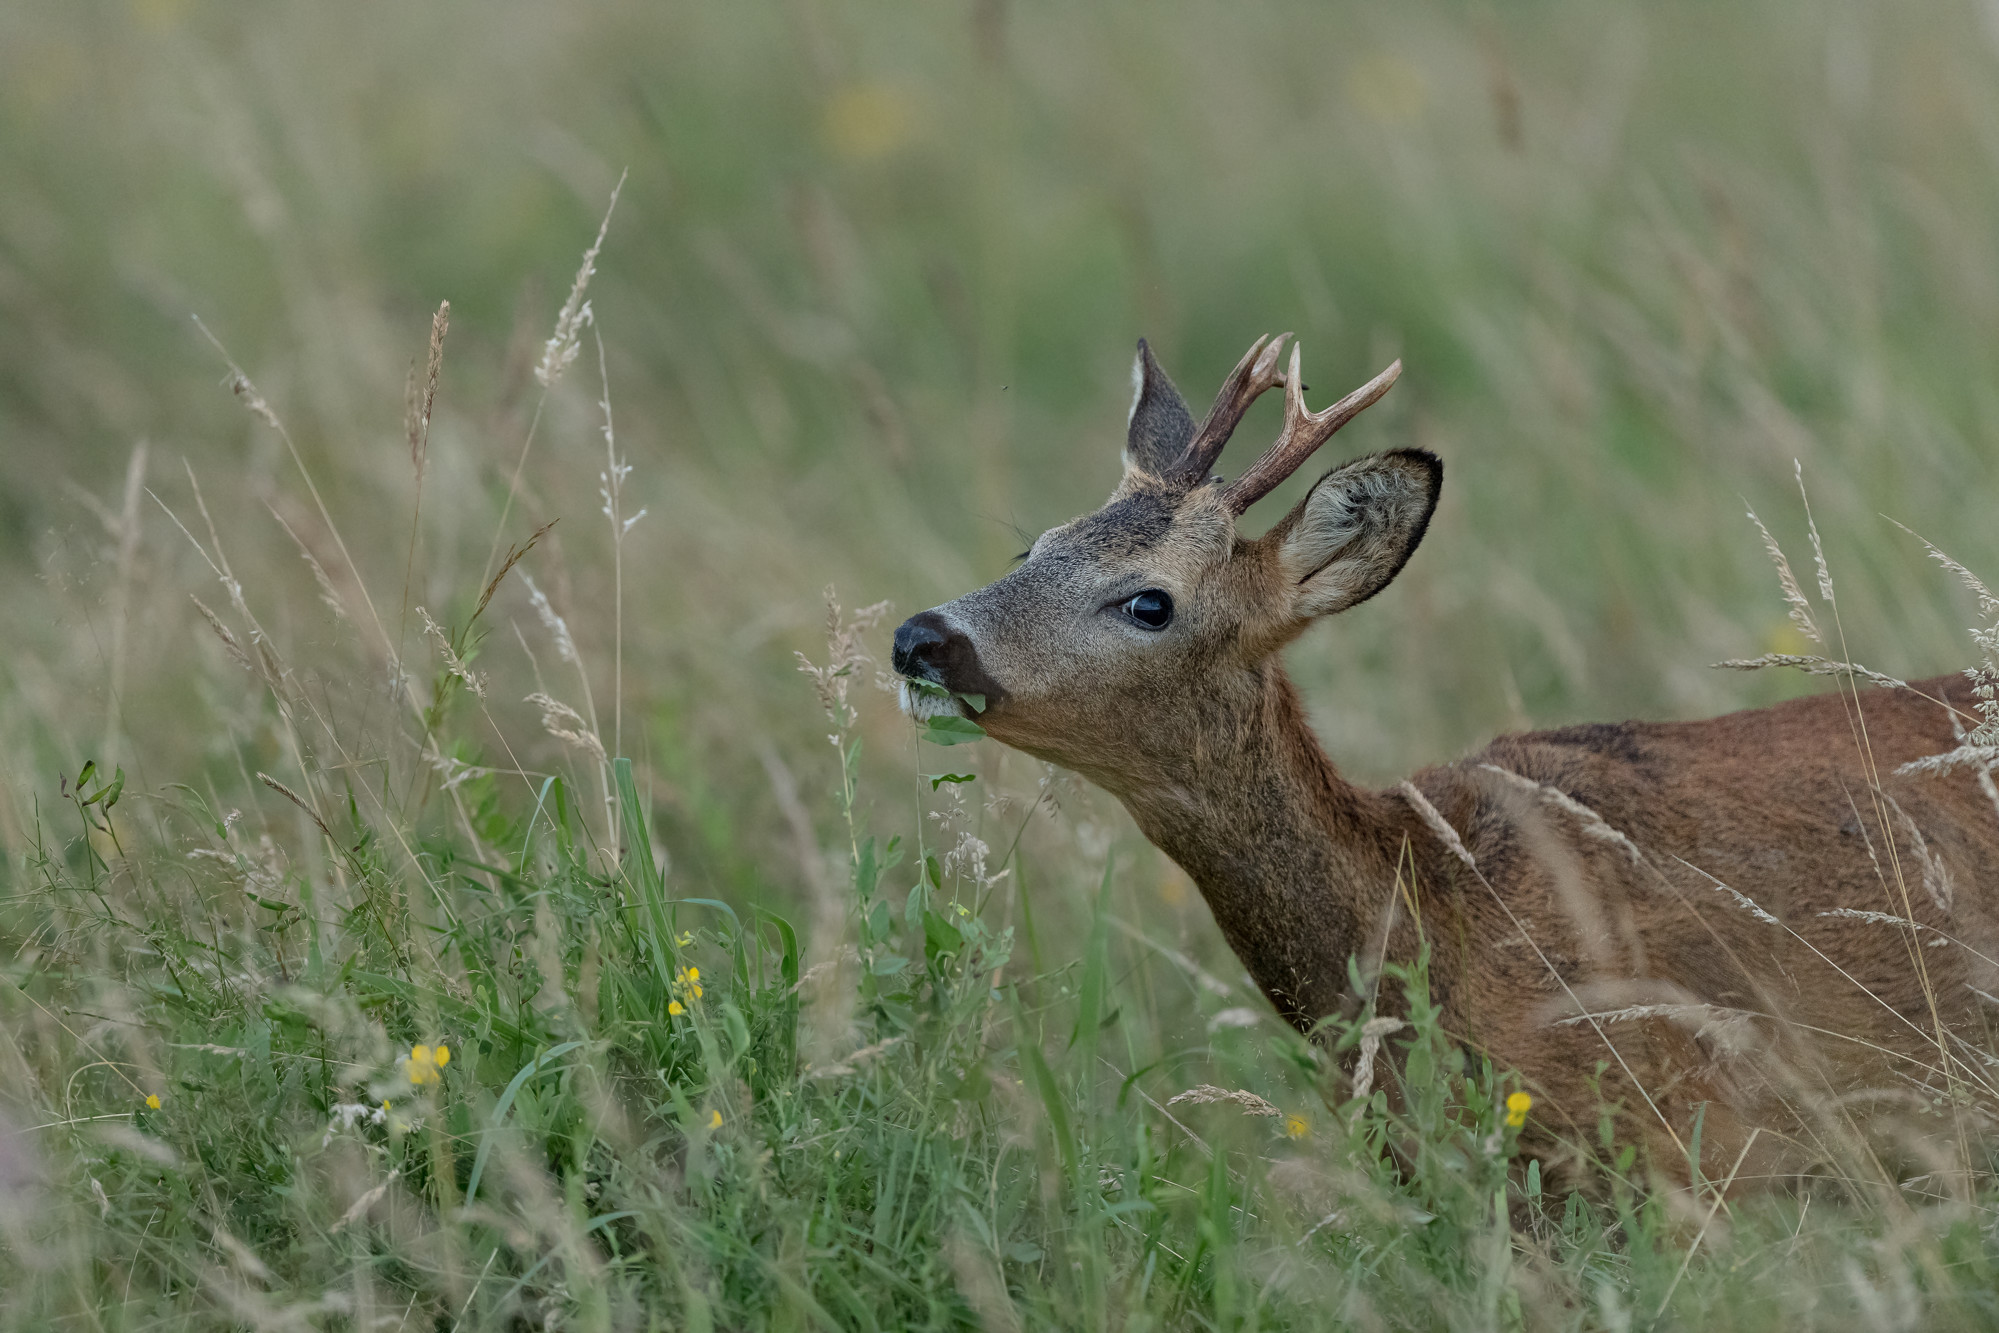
[1121,589,1174,630]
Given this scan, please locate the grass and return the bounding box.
[9,584,1997,1329]
[6,0,1999,1327]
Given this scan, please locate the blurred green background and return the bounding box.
[5,0,1999,910]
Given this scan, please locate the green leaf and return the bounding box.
[614,757,677,996]
[854,836,880,902]
[871,954,910,976]
[922,908,964,961]
[1009,987,1077,1181]
[465,1041,584,1205]
[764,910,800,990]
[1069,856,1114,1051]
[956,693,987,714]
[925,773,976,790]
[922,715,986,746]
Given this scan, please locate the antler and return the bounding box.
[1221,346,1402,515]
[1169,333,1294,484]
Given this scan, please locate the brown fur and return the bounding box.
[893,340,1999,1188]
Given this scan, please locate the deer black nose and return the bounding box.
[892,611,956,683]
[892,610,1008,705]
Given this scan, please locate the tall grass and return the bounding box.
[6,0,1999,1327]
[5,495,1994,1326]
[3,225,1998,1326]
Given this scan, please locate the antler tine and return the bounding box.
[1222,348,1403,515]
[1172,333,1293,482]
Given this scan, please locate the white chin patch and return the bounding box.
[898,680,963,722]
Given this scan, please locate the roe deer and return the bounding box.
[892,334,1999,1188]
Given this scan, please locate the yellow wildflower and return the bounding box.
[668,1000,685,1016]
[676,931,694,947]
[822,84,914,163]
[1505,1091,1533,1128]
[674,965,704,1002]
[1284,1114,1309,1140]
[145,1093,161,1110]
[405,1042,450,1086]
[708,1109,723,1129]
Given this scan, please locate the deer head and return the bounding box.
[893,334,1437,799]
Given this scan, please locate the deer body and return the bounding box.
[893,335,1999,1184]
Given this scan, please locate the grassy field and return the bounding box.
[6,0,1999,1327]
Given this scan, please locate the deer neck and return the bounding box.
[1112,662,1406,1028]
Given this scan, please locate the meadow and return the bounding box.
[5,0,1999,1327]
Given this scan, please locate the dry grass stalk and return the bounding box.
[520,572,580,667]
[518,568,606,838]
[1817,908,1948,944]
[1743,503,1821,645]
[329,1170,399,1234]
[1881,794,1954,913]
[397,301,452,701]
[266,501,349,623]
[1796,460,1836,607]
[1395,782,1476,870]
[1476,763,1645,865]
[482,169,627,594]
[191,317,391,657]
[476,519,555,624]
[1400,784,1685,1151]
[97,441,148,768]
[1670,857,1781,926]
[1714,654,1908,690]
[536,171,625,390]
[803,1036,904,1080]
[1890,519,1999,620]
[257,772,333,842]
[525,692,606,764]
[1166,1085,1281,1117]
[189,595,253,674]
[795,589,892,729]
[1553,1003,1761,1055]
[594,324,641,758]
[418,607,486,699]
[156,469,293,702]
[408,301,449,479]
[1898,743,1999,778]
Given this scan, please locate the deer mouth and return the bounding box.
[896,679,968,723]
[890,609,1007,719]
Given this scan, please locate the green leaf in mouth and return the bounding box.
[921,715,986,746]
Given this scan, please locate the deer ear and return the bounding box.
[1123,339,1195,478]
[1273,450,1441,619]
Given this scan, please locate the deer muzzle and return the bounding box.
[891,610,1006,708]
